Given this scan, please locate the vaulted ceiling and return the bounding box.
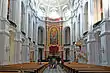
[35,0,74,19]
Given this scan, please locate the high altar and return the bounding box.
[44,17,63,60]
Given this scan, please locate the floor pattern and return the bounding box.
[43,65,67,73]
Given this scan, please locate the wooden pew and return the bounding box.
[75,68,110,73]
[63,62,110,73]
[0,62,48,73]
[77,71,110,73]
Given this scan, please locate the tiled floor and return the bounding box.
[43,65,67,73]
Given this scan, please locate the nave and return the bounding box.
[43,65,66,73]
[1,62,110,73]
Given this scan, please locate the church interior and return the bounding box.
[0,0,110,73]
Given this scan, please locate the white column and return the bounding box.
[100,20,110,65]
[24,10,30,63]
[1,0,8,19]
[0,0,3,17]
[25,11,28,36]
[87,32,96,64]
[35,45,38,62]
[31,16,33,41]
[102,0,109,19]
[15,0,21,29]
[88,0,94,31]
[109,0,110,18]
[26,38,30,62]
[98,0,110,65]
[0,0,10,65]
[86,0,95,64]
[94,40,99,65]
[14,0,22,63]
[80,6,83,37]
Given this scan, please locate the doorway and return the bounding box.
[38,48,43,61]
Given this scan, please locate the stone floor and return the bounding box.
[43,65,67,73]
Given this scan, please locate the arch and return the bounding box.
[38,26,44,44]
[64,27,70,44]
[84,2,88,33]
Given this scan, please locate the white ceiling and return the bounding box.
[39,0,69,7]
[35,0,73,19]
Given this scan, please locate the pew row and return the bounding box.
[0,62,48,73]
[63,62,110,73]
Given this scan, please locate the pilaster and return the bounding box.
[14,31,22,63]
[0,19,10,65]
[102,0,110,19]
[100,20,110,65]
[35,44,38,62]
[87,31,96,64]
[0,0,3,16]
[1,0,8,19]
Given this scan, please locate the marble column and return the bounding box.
[102,0,110,19]
[25,10,30,62]
[88,0,94,31]
[100,20,110,65]
[20,37,29,63]
[0,0,3,17]
[98,0,110,65]
[86,0,94,64]
[1,0,8,19]
[15,32,22,63]
[25,38,30,62]
[14,0,22,63]
[35,45,38,62]
[0,22,10,65]
[0,0,10,65]
[87,32,96,64]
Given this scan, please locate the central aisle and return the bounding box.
[43,65,67,73]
